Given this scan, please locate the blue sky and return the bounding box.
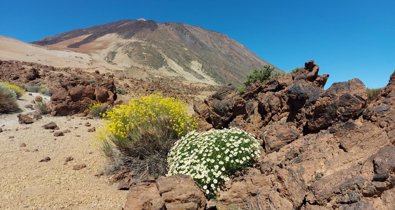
[1,0,394,88]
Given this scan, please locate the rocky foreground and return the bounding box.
[125,62,395,209]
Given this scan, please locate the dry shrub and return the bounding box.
[0,84,19,113]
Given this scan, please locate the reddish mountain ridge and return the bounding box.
[33,19,275,85]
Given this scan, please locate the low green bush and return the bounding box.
[236,85,246,94]
[367,88,382,102]
[0,84,19,113]
[167,128,261,198]
[244,65,276,87]
[116,87,127,95]
[25,84,49,95]
[35,101,49,114]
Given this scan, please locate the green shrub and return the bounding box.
[0,84,19,113]
[367,88,382,102]
[167,128,261,198]
[97,93,197,178]
[236,85,246,94]
[0,82,25,98]
[34,101,49,114]
[244,65,276,87]
[116,87,127,95]
[88,79,96,85]
[25,84,49,95]
[88,101,107,118]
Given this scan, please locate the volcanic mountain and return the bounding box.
[33,19,274,85]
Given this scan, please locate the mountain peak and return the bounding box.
[33,20,274,85]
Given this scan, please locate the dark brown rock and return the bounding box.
[17,114,34,124]
[64,156,74,164]
[305,79,368,132]
[157,175,207,210]
[124,181,164,210]
[69,85,84,101]
[95,87,110,103]
[39,156,51,162]
[51,88,68,101]
[34,96,43,102]
[43,122,58,130]
[25,68,40,80]
[261,123,299,152]
[53,131,64,137]
[72,164,86,170]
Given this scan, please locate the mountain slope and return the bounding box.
[0,36,92,68]
[33,19,275,85]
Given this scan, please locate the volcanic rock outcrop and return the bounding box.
[124,61,395,209]
[0,60,116,115]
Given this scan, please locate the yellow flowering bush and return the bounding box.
[101,93,196,140]
[97,93,197,177]
[0,82,25,98]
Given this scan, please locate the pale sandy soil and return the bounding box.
[0,93,127,210]
[0,36,92,68]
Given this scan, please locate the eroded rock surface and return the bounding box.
[124,175,206,210]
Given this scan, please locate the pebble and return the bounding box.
[64,156,74,165]
[39,157,51,162]
[54,131,64,137]
[73,164,87,170]
[87,127,96,132]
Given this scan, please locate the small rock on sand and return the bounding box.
[73,164,87,170]
[43,122,59,130]
[54,131,64,137]
[39,157,51,162]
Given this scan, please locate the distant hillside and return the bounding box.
[33,19,277,85]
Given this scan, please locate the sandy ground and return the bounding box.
[0,93,127,210]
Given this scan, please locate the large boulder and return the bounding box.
[124,181,164,210]
[124,175,207,210]
[305,79,368,132]
[157,175,207,210]
[49,76,116,116]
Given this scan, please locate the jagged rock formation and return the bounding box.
[0,60,116,116]
[124,61,395,209]
[33,19,275,85]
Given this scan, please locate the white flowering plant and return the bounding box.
[167,128,261,198]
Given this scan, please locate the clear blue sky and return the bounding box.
[1,0,394,88]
